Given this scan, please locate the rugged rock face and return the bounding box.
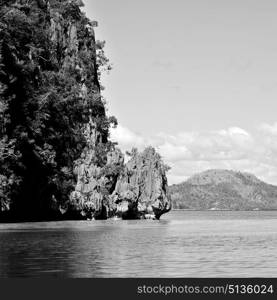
[68,146,171,220]
[0,0,107,220]
[68,142,124,219]
[0,0,171,221]
[112,147,171,219]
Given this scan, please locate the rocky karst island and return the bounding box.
[0,0,171,222]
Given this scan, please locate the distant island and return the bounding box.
[169,169,277,211]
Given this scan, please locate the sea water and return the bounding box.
[0,210,277,277]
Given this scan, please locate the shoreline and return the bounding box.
[171,208,277,211]
[1,210,277,225]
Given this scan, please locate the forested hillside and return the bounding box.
[169,169,277,210]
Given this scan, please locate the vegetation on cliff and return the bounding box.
[0,0,117,220]
[0,0,171,221]
[169,169,277,210]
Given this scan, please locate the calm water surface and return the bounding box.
[0,211,277,277]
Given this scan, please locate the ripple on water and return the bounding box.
[0,211,277,277]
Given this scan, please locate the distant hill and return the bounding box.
[169,169,277,210]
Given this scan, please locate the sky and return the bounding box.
[83,0,277,185]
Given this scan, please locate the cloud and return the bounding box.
[110,125,146,150]
[110,123,277,185]
[259,122,277,135]
[151,60,175,71]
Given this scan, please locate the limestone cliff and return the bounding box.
[0,0,106,220]
[69,144,124,219]
[112,147,171,219]
[0,0,171,221]
[68,146,171,220]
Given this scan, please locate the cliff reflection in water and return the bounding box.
[1,211,277,277]
[0,220,170,277]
